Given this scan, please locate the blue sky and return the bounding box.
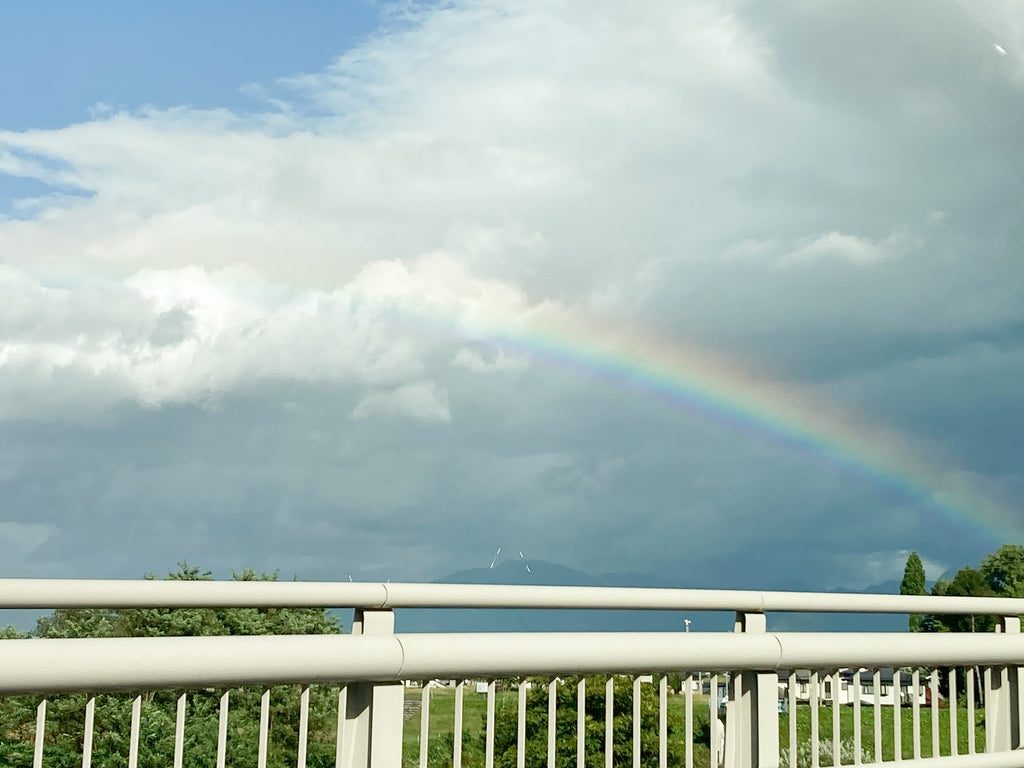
[0,1,381,210]
[1,2,380,127]
[0,0,1022,590]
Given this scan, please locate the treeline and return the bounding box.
[900,544,1024,702]
[1,564,685,768]
[900,544,1024,633]
[0,563,343,768]
[0,562,708,768]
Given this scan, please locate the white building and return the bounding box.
[778,669,930,706]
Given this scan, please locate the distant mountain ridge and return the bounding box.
[393,559,905,633]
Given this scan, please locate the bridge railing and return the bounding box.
[1,580,1024,768]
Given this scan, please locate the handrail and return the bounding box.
[0,578,1022,614]
[2,631,1024,693]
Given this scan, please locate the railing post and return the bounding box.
[724,612,778,768]
[987,615,1021,753]
[341,609,404,768]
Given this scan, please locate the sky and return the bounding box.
[1,0,1023,591]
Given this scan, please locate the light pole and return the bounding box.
[684,619,700,692]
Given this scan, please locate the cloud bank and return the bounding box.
[1,0,1022,587]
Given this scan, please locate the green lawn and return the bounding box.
[402,686,502,759]
[403,687,988,768]
[402,687,711,768]
[781,703,984,763]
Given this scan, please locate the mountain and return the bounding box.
[394,559,730,633]
[392,560,906,633]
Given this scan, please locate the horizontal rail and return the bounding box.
[869,751,1024,768]
[2,579,1024,614]
[4,631,1024,693]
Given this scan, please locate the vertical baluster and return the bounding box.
[218,691,230,768]
[983,667,992,754]
[685,673,694,768]
[853,670,862,766]
[832,670,841,767]
[709,674,718,768]
[420,683,431,768]
[174,692,187,768]
[872,669,881,765]
[1018,664,1024,754]
[258,689,271,768]
[633,676,641,768]
[335,686,347,768]
[793,672,802,768]
[128,694,142,768]
[894,668,902,762]
[913,670,921,759]
[967,667,976,754]
[83,695,96,768]
[606,677,614,768]
[578,678,586,768]
[298,686,310,768]
[931,669,940,758]
[549,679,558,768]
[487,684,495,768]
[810,671,820,768]
[949,669,958,757]
[658,675,667,768]
[33,699,46,768]
[455,680,465,768]
[519,679,528,768]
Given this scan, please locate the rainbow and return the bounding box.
[439,305,1017,541]
[9,257,1018,541]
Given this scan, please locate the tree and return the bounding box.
[488,676,692,768]
[919,566,997,707]
[1,563,343,768]
[944,567,997,632]
[981,545,1024,598]
[899,551,927,631]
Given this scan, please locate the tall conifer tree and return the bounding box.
[900,551,927,631]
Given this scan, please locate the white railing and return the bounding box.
[2,580,1024,768]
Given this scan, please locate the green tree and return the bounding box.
[920,566,997,706]
[922,566,997,635]
[899,551,927,631]
[488,676,688,768]
[942,567,997,633]
[0,563,343,768]
[981,545,1024,598]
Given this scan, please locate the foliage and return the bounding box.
[933,567,997,634]
[916,546,1022,705]
[0,624,27,639]
[487,676,686,768]
[0,563,342,768]
[981,545,1024,598]
[779,738,871,768]
[921,544,1015,635]
[899,551,927,632]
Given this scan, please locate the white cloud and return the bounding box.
[451,346,526,372]
[779,228,916,268]
[0,255,540,421]
[351,380,452,424]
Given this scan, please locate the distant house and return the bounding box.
[777,669,929,706]
[851,669,931,706]
[676,676,702,694]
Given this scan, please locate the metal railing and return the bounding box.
[1,579,1024,768]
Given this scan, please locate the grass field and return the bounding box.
[782,701,983,763]
[402,687,987,767]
